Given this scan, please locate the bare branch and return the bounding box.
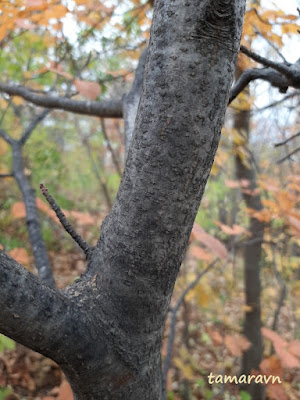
[252,92,299,112]
[0,127,14,145]
[229,68,291,104]
[82,137,113,210]
[277,145,300,164]
[0,173,14,178]
[240,45,293,78]
[12,143,55,286]
[0,83,123,118]
[0,250,88,365]
[274,131,300,147]
[100,118,122,176]
[20,109,51,145]
[40,184,91,257]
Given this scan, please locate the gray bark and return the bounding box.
[12,141,55,286]
[123,49,148,153]
[0,82,123,118]
[0,0,246,398]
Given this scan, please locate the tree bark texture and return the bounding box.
[234,67,264,399]
[0,1,246,398]
[11,141,55,287]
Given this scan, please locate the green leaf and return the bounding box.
[196,377,206,388]
[0,334,15,352]
[240,390,252,400]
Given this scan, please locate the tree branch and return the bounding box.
[0,250,79,363]
[229,68,291,104]
[0,83,123,118]
[277,145,300,164]
[20,109,51,145]
[12,142,55,286]
[274,131,300,147]
[240,45,293,78]
[40,184,91,257]
[0,127,14,145]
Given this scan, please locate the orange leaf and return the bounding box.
[190,246,212,261]
[267,383,288,400]
[262,328,286,348]
[192,224,227,260]
[9,248,30,266]
[67,210,95,226]
[15,19,36,29]
[287,340,300,358]
[57,380,73,400]
[26,0,45,7]
[215,221,246,236]
[74,80,101,100]
[260,355,284,378]
[225,179,240,189]
[262,328,299,369]
[224,333,251,356]
[275,345,299,369]
[11,202,26,218]
[207,329,223,346]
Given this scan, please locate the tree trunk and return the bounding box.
[0,1,246,398]
[234,66,265,399]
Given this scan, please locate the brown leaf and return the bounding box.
[189,246,212,261]
[262,328,299,369]
[11,202,26,219]
[267,383,288,400]
[261,327,286,349]
[57,380,73,400]
[275,345,299,369]
[287,340,300,358]
[26,0,45,7]
[191,223,227,260]
[260,355,284,378]
[74,80,101,100]
[207,329,223,346]
[9,248,30,266]
[224,333,251,356]
[225,179,240,189]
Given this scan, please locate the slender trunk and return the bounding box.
[12,141,55,287]
[234,67,264,399]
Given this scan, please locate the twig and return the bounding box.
[277,145,300,164]
[20,109,51,145]
[83,137,113,210]
[252,92,299,112]
[0,173,14,178]
[240,45,293,79]
[274,131,300,147]
[40,184,91,257]
[100,118,122,176]
[162,258,219,394]
[255,30,287,63]
[0,127,14,145]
